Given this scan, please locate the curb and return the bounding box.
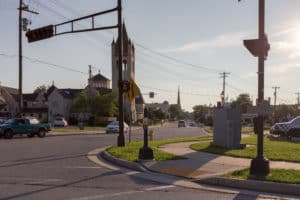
[198,177,300,196]
[100,149,300,198]
[47,132,105,137]
[101,150,147,172]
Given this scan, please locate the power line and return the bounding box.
[140,85,219,97]
[0,52,88,75]
[135,43,222,73]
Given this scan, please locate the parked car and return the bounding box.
[0,117,8,124]
[270,116,300,138]
[0,117,51,139]
[53,117,68,127]
[189,121,196,127]
[106,121,129,134]
[178,120,186,128]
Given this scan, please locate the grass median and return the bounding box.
[51,126,106,133]
[107,136,212,162]
[191,134,300,163]
[223,168,300,184]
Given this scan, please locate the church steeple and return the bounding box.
[177,86,181,109]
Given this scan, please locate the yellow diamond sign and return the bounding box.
[124,79,140,102]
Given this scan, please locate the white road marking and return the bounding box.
[64,166,102,169]
[70,185,176,200]
[145,185,176,191]
[70,190,143,200]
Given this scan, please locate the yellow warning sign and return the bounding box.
[124,79,140,102]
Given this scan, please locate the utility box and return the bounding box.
[213,107,244,149]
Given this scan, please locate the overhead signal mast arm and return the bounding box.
[26,6,118,42]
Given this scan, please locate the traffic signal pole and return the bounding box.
[117,0,125,147]
[26,1,125,147]
[250,0,270,176]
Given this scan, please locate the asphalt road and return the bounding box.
[0,122,293,200]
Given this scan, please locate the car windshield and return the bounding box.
[4,119,15,124]
[55,118,63,121]
[110,121,119,125]
[29,118,40,124]
[289,117,300,124]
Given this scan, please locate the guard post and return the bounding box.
[138,108,154,160]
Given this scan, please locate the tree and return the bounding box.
[169,104,181,120]
[71,91,118,117]
[34,85,47,93]
[148,108,168,121]
[193,105,209,123]
[274,104,300,122]
[231,93,252,113]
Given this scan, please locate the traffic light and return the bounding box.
[26,25,54,43]
[243,35,270,59]
[149,92,154,98]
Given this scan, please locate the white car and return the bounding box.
[106,121,129,134]
[53,117,68,127]
[270,116,300,138]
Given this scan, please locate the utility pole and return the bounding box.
[219,72,230,105]
[18,0,38,115]
[296,92,300,107]
[272,86,280,107]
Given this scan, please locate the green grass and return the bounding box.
[52,126,105,133]
[107,136,212,162]
[224,168,300,184]
[191,134,300,162]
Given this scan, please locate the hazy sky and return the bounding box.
[1,0,300,111]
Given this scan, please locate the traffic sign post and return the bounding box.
[242,0,270,176]
[138,108,154,160]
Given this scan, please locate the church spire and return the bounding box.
[177,86,181,109]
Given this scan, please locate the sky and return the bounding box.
[1,0,300,112]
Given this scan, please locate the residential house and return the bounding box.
[0,86,19,117]
[23,92,48,122]
[47,85,82,123]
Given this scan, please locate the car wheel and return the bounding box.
[37,129,46,138]
[4,130,13,139]
[27,133,35,138]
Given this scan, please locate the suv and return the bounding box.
[270,116,300,138]
[178,120,186,128]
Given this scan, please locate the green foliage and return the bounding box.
[148,108,168,121]
[224,168,300,184]
[274,104,300,122]
[71,91,118,117]
[191,134,300,163]
[34,85,47,94]
[107,136,212,162]
[193,105,209,123]
[169,104,181,120]
[231,93,252,113]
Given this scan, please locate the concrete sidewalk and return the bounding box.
[99,141,300,197]
[143,142,300,179]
